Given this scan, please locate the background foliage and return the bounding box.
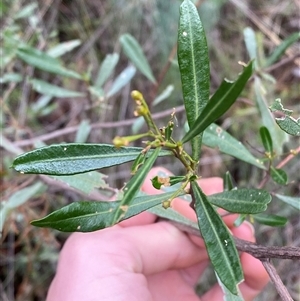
[1,0,299,300]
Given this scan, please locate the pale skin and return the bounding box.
[46,167,269,301]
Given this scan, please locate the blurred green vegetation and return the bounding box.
[1,0,299,300]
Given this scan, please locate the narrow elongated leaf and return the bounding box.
[274,115,300,136]
[216,274,244,301]
[253,213,288,227]
[113,147,161,223]
[274,194,300,210]
[31,191,176,232]
[259,126,273,154]
[149,200,198,230]
[223,171,235,191]
[0,73,22,83]
[120,34,156,83]
[208,189,271,214]
[254,79,288,154]
[203,123,265,169]
[3,182,46,210]
[106,65,136,98]
[152,85,174,106]
[32,95,52,112]
[178,0,210,160]
[75,120,91,143]
[12,144,172,175]
[191,181,243,294]
[269,99,300,136]
[132,116,146,134]
[51,171,108,195]
[14,3,37,19]
[243,27,258,69]
[1,182,46,234]
[30,79,85,98]
[265,32,300,67]
[182,62,253,144]
[47,40,81,58]
[270,166,288,185]
[95,53,119,87]
[17,46,82,79]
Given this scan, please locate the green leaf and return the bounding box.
[0,73,22,83]
[1,182,46,235]
[75,120,91,143]
[216,274,244,301]
[259,126,273,154]
[274,194,300,210]
[253,213,288,227]
[178,0,210,160]
[51,171,108,195]
[203,123,265,169]
[95,53,119,87]
[223,171,235,191]
[191,181,243,294]
[2,182,46,210]
[17,46,82,79]
[120,34,156,83]
[47,40,81,58]
[182,61,253,144]
[132,117,145,134]
[130,152,147,174]
[269,99,300,136]
[113,147,161,223]
[254,79,288,154]
[233,215,247,228]
[14,2,38,19]
[270,166,288,185]
[30,79,85,98]
[31,191,176,232]
[31,95,52,112]
[151,175,186,190]
[265,32,300,67]
[152,85,174,106]
[208,189,271,214]
[12,143,172,175]
[243,27,258,69]
[106,65,136,98]
[149,199,198,230]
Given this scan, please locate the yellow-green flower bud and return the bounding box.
[113,136,129,148]
[131,90,144,102]
[162,200,171,209]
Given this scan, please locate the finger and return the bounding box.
[147,268,205,301]
[96,221,208,275]
[197,177,223,195]
[179,261,209,286]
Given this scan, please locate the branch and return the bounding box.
[233,237,300,260]
[165,219,300,260]
[262,260,294,301]
[165,219,299,301]
[13,105,185,147]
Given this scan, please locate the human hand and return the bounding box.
[46,167,269,301]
